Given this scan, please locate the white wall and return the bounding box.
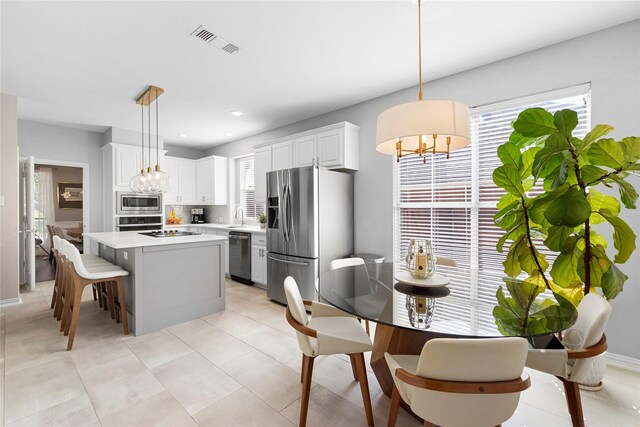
[1,94,20,302]
[207,20,640,359]
[18,120,105,233]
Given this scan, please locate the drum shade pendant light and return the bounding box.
[130,86,171,193]
[375,0,470,162]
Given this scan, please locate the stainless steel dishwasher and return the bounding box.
[229,231,252,285]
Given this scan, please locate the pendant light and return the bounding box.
[129,103,146,192]
[131,85,170,193]
[375,0,470,162]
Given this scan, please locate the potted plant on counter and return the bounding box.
[257,213,267,229]
[491,107,639,362]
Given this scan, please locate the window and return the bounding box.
[236,155,263,219]
[393,85,591,331]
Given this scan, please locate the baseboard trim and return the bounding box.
[0,297,23,307]
[607,352,640,373]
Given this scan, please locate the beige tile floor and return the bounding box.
[1,278,639,427]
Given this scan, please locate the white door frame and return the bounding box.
[31,158,91,233]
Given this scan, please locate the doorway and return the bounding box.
[20,157,90,290]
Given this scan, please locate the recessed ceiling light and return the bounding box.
[225,132,233,137]
[230,111,243,117]
[178,133,189,138]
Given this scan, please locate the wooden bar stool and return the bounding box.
[57,239,130,350]
[51,236,112,319]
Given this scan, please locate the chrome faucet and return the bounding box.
[235,207,245,226]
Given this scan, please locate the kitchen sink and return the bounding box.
[225,225,244,228]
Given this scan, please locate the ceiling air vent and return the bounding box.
[190,25,240,55]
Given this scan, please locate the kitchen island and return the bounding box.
[83,231,226,336]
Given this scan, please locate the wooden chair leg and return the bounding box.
[349,354,359,381]
[365,320,370,336]
[558,377,585,427]
[92,284,97,301]
[300,355,315,427]
[423,421,434,427]
[353,353,374,427]
[106,282,116,319]
[66,287,84,351]
[115,277,129,335]
[300,353,306,383]
[388,384,401,427]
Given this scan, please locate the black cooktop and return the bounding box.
[139,230,201,238]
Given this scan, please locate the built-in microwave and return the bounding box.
[116,192,162,215]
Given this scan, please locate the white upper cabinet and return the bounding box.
[254,147,272,202]
[292,134,317,167]
[164,156,197,204]
[114,144,143,190]
[196,155,228,205]
[271,140,292,171]
[253,122,359,201]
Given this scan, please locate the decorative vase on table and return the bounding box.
[405,239,436,279]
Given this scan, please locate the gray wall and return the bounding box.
[207,21,640,359]
[18,120,105,233]
[1,94,20,302]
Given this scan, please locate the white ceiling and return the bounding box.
[2,1,639,149]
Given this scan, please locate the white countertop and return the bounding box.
[168,223,266,234]
[84,231,227,249]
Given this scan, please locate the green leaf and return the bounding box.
[497,143,521,169]
[552,158,570,189]
[509,132,548,149]
[550,250,583,288]
[494,200,522,229]
[587,138,625,169]
[532,133,569,178]
[545,226,574,252]
[621,137,640,163]
[544,188,592,227]
[609,174,639,209]
[520,147,540,179]
[581,165,607,185]
[496,223,527,253]
[517,240,548,276]
[601,262,628,300]
[536,293,578,332]
[493,165,524,196]
[577,244,608,288]
[504,236,525,277]
[577,124,614,152]
[600,210,637,263]
[513,108,557,137]
[554,109,578,138]
[588,188,621,217]
[529,186,569,226]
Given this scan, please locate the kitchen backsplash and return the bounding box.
[165,205,229,224]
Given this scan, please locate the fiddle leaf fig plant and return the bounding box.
[492,107,639,336]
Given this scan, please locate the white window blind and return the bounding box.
[237,156,263,219]
[393,88,591,332]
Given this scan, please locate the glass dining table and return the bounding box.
[318,262,573,398]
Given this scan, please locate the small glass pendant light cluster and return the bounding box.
[130,85,171,193]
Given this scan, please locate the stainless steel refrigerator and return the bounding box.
[266,166,353,304]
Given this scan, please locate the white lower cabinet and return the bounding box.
[251,234,267,285]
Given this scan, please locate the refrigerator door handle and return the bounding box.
[267,255,309,266]
[282,183,289,242]
[285,181,292,242]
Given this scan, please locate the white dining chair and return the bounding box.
[329,257,372,335]
[385,337,530,427]
[284,276,375,427]
[525,293,611,427]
